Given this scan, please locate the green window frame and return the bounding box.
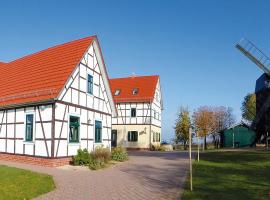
[131,108,136,117]
[69,116,80,143]
[87,74,93,94]
[95,120,102,143]
[25,114,34,142]
[128,131,138,142]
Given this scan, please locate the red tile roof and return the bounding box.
[0,36,95,107]
[109,75,159,103]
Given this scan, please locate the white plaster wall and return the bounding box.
[0,105,53,157]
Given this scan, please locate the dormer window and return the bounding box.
[115,89,121,96]
[132,88,138,95]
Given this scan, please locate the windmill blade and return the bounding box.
[236,38,270,75]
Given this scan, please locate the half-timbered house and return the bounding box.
[110,75,163,150]
[0,36,116,166]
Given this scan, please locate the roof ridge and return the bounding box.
[8,35,96,64]
[110,75,159,80]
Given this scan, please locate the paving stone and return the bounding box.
[0,151,189,200]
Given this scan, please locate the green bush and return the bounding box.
[111,147,128,162]
[89,146,111,170]
[72,148,90,166]
[89,158,105,170]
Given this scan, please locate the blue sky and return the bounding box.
[0,0,270,141]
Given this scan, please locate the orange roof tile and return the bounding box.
[109,75,159,103]
[0,36,95,108]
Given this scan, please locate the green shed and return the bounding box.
[220,124,256,148]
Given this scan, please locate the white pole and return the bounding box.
[189,128,193,191]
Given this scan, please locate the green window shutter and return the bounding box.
[128,131,131,141]
[134,131,138,141]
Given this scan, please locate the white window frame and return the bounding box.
[115,89,121,96]
[23,111,36,144]
[68,113,81,145]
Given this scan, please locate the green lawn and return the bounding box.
[0,165,55,200]
[182,151,270,200]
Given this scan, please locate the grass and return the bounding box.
[182,150,270,200]
[0,165,55,200]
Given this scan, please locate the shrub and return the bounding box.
[72,148,90,166]
[150,144,166,151]
[111,147,128,162]
[89,158,105,170]
[89,146,111,170]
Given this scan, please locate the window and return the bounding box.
[87,74,93,94]
[131,108,136,117]
[128,131,138,142]
[115,89,121,96]
[69,116,80,143]
[95,120,102,143]
[157,133,160,142]
[132,88,138,95]
[25,114,34,142]
[153,132,160,142]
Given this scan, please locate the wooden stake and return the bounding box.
[197,134,200,162]
[189,128,193,191]
[267,132,269,149]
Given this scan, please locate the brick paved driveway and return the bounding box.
[0,151,189,200]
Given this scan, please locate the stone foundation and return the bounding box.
[0,153,72,167]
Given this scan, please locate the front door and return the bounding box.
[111,130,117,147]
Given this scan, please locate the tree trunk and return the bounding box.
[212,135,216,149]
[204,136,207,150]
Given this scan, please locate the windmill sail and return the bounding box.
[236,38,270,75]
[236,38,270,145]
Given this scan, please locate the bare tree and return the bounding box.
[212,107,236,148]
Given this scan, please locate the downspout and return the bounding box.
[149,102,152,150]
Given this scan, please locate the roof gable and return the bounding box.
[0,36,95,108]
[109,75,159,103]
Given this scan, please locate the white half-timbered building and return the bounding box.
[110,75,163,150]
[0,36,116,166]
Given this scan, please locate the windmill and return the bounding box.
[236,38,270,144]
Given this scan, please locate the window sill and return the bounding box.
[68,142,81,146]
[86,92,94,97]
[23,141,35,145]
